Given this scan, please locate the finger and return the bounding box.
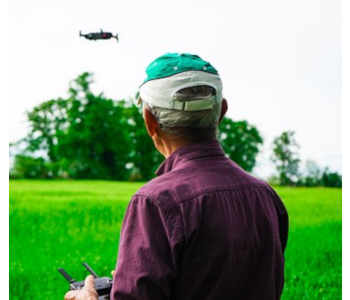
[64,290,79,300]
[83,275,95,290]
[111,270,116,277]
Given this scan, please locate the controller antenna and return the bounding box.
[58,268,77,290]
[82,262,99,278]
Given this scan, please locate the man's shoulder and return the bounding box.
[133,161,272,213]
[132,171,184,212]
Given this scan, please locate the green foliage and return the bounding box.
[13,72,263,179]
[9,181,342,299]
[21,73,162,181]
[218,118,263,172]
[271,131,300,186]
[10,155,51,179]
[122,101,163,180]
[296,161,342,188]
[321,168,342,188]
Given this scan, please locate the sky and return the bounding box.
[9,0,342,178]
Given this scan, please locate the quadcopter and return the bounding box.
[79,29,119,42]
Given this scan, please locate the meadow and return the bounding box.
[9,180,342,299]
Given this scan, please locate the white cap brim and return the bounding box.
[139,71,223,111]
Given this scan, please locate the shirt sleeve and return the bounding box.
[268,187,289,253]
[111,195,183,300]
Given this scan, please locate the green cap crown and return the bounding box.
[142,53,219,84]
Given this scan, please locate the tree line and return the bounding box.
[9,73,341,187]
[270,131,341,187]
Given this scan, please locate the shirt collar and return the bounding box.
[156,139,225,176]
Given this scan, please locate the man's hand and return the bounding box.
[64,275,98,300]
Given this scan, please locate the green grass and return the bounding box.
[275,187,342,299]
[9,181,342,299]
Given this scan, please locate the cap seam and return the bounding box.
[139,70,219,88]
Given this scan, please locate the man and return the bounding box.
[65,53,289,300]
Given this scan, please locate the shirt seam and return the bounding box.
[134,183,270,214]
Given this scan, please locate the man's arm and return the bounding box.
[111,195,183,300]
[268,187,289,253]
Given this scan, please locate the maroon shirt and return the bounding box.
[111,139,288,300]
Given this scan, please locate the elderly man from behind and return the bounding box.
[65,53,289,300]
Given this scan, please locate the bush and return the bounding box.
[10,155,53,179]
[321,169,342,187]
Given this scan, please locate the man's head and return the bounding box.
[138,53,227,156]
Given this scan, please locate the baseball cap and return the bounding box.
[138,53,223,111]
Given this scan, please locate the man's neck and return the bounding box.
[156,137,218,158]
[157,139,187,158]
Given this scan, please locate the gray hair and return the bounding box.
[144,85,222,143]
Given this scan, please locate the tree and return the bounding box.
[219,118,263,172]
[23,73,130,180]
[321,168,342,187]
[24,98,68,177]
[17,73,162,181]
[298,160,322,187]
[296,161,342,187]
[271,131,300,186]
[58,76,134,180]
[12,72,264,180]
[10,155,51,179]
[121,100,163,180]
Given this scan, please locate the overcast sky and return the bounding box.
[9,0,342,178]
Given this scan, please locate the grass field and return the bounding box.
[9,180,342,299]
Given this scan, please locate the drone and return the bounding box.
[79,29,119,42]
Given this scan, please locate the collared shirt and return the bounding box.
[111,139,289,300]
